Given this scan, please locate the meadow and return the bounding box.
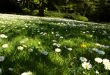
[0,14,110,75]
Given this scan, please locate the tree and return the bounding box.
[38,0,47,16]
[96,0,110,21]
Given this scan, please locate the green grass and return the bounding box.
[0,14,110,75]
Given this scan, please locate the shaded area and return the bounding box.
[0,0,21,13]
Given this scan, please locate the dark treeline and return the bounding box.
[0,0,21,12]
[0,0,110,22]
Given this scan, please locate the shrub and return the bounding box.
[64,13,88,22]
[22,8,31,15]
[75,15,88,22]
[64,13,75,19]
[32,10,39,16]
[46,11,65,18]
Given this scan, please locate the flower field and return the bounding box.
[0,14,110,75]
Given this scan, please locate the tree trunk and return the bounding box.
[38,0,45,16]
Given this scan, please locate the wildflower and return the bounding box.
[53,43,61,47]
[80,57,87,62]
[53,43,57,46]
[108,36,110,39]
[60,36,63,39]
[95,43,109,48]
[95,57,102,63]
[103,46,110,49]
[0,34,7,38]
[17,46,24,51]
[0,68,2,74]
[8,68,13,71]
[83,32,86,34]
[92,48,105,55]
[28,48,33,52]
[56,33,60,36]
[22,45,27,48]
[104,62,110,70]
[80,43,87,48]
[95,70,99,74]
[0,56,5,62]
[20,38,28,44]
[97,50,105,55]
[52,40,57,42]
[89,35,93,37]
[86,31,89,33]
[92,48,99,52]
[103,59,110,70]
[42,51,48,55]
[21,71,33,75]
[82,62,92,70]
[95,43,102,47]
[2,44,8,48]
[55,48,61,52]
[92,31,95,33]
[67,48,72,51]
[42,32,47,36]
[103,59,109,64]
[51,32,54,34]
[38,42,41,45]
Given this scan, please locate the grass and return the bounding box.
[0,13,110,75]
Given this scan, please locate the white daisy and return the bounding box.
[95,57,102,63]
[2,44,8,48]
[80,57,87,62]
[82,62,92,70]
[55,48,61,52]
[17,46,24,51]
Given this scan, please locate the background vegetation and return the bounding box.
[0,0,110,22]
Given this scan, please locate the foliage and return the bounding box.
[32,10,39,16]
[22,8,31,15]
[64,13,88,22]
[46,11,65,18]
[1,0,110,21]
[74,14,88,22]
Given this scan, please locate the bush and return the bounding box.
[64,13,88,22]
[22,8,31,15]
[75,15,88,22]
[32,10,39,16]
[64,13,75,19]
[46,11,65,18]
